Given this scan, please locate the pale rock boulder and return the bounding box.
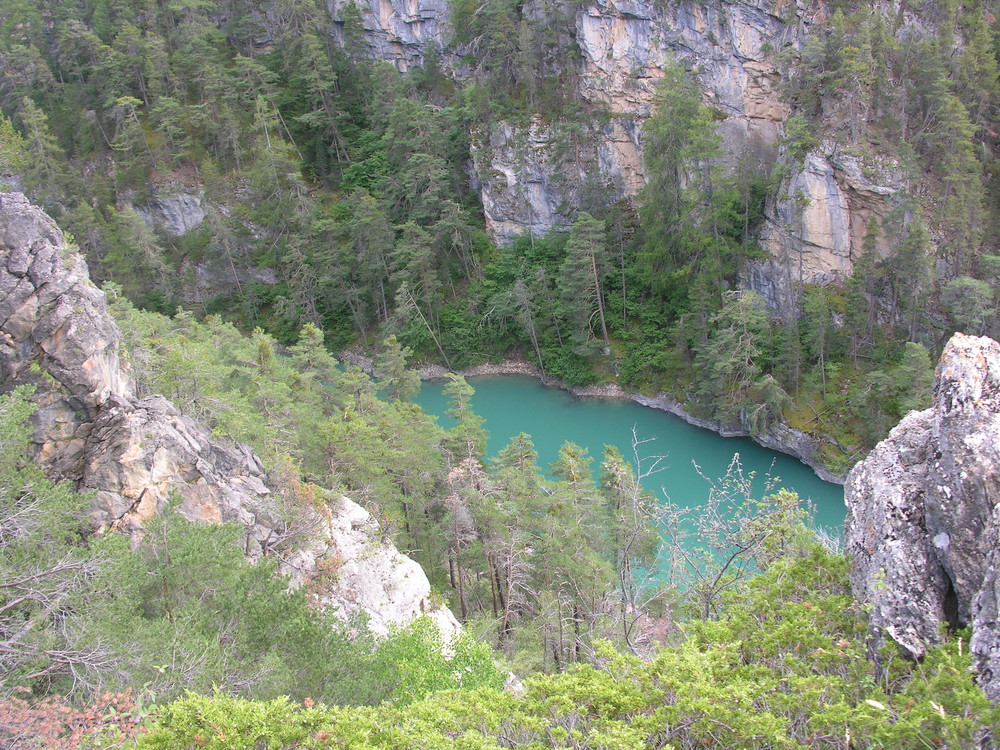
[749,150,852,317]
[80,394,271,536]
[287,498,460,637]
[471,117,644,243]
[576,0,667,115]
[845,333,1000,701]
[135,190,206,236]
[0,192,457,638]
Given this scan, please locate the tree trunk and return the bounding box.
[591,253,610,348]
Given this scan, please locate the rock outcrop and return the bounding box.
[845,333,1000,701]
[330,0,451,72]
[748,144,905,316]
[0,192,457,637]
[136,190,206,237]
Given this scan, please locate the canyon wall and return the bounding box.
[330,0,909,303]
[0,192,457,638]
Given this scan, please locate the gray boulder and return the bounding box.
[845,333,1000,701]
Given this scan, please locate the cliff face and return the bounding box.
[0,192,457,637]
[749,145,905,316]
[329,0,451,71]
[332,0,906,294]
[845,333,1000,701]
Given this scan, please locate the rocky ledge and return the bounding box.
[845,333,1000,701]
[0,192,457,638]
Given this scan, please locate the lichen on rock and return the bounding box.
[845,332,1000,701]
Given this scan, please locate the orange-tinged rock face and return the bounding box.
[131,488,159,524]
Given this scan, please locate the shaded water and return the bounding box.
[416,375,845,534]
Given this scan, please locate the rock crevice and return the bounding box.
[845,333,1000,701]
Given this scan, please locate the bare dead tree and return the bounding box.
[660,455,807,620]
[601,430,674,654]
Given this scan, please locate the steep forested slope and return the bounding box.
[2,0,999,470]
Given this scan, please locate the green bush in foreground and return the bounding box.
[139,546,997,750]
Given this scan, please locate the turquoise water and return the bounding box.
[416,375,845,535]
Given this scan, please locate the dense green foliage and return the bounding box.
[3,0,1000,744]
[138,548,999,749]
[3,0,998,466]
[6,304,997,746]
[3,285,997,747]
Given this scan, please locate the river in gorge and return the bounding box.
[416,375,846,535]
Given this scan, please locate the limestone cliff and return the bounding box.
[331,0,906,293]
[332,0,790,241]
[748,144,905,316]
[845,333,1000,701]
[0,192,457,638]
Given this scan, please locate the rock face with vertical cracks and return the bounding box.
[332,0,793,243]
[748,144,905,317]
[0,192,458,638]
[330,0,910,299]
[845,333,1000,701]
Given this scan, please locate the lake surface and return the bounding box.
[416,375,846,534]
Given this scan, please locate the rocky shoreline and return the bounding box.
[339,351,848,486]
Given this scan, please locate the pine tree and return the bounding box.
[558,212,611,356]
[845,216,885,364]
[442,374,487,463]
[0,113,27,183]
[892,342,934,415]
[889,220,932,340]
[17,97,71,208]
[109,95,154,189]
[941,276,992,336]
[697,290,771,423]
[801,285,835,397]
[543,442,615,665]
[345,189,394,328]
[836,20,874,143]
[955,9,999,132]
[102,206,172,308]
[485,433,545,645]
[373,334,421,401]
